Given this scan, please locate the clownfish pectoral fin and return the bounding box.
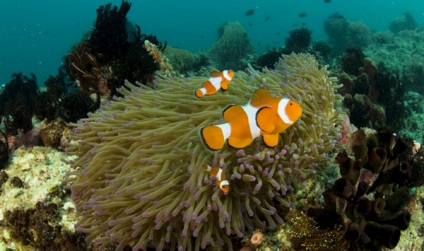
[251,88,272,107]
[256,107,277,133]
[228,136,253,149]
[200,125,225,150]
[262,133,280,147]
[220,80,230,91]
[195,89,204,98]
[222,105,244,122]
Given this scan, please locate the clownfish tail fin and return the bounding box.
[194,89,204,98]
[200,125,226,150]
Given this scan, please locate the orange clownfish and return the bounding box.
[251,88,303,147]
[200,88,302,150]
[202,165,229,193]
[194,70,235,98]
[201,103,261,150]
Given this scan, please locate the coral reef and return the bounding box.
[324,13,372,55]
[164,46,209,74]
[209,22,254,70]
[287,210,350,250]
[67,53,342,250]
[0,73,39,135]
[0,146,88,250]
[255,49,283,69]
[58,92,98,123]
[0,130,10,170]
[311,41,332,65]
[337,48,405,130]
[389,12,417,34]
[66,1,164,98]
[284,28,312,53]
[88,1,132,61]
[307,128,424,250]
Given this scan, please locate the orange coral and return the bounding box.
[144,40,173,75]
[251,231,263,246]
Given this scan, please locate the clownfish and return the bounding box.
[200,88,302,150]
[251,88,303,147]
[194,70,235,98]
[202,165,229,193]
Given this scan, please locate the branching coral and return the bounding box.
[144,40,173,75]
[67,53,342,250]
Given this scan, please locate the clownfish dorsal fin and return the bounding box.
[228,137,253,149]
[262,133,280,147]
[222,105,244,122]
[256,107,276,133]
[251,88,272,107]
[210,71,222,78]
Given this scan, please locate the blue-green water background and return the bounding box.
[0,0,423,86]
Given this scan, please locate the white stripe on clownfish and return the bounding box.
[201,165,229,193]
[194,70,235,98]
[200,88,302,150]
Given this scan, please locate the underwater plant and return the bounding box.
[67,53,342,250]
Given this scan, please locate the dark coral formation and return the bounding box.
[324,13,372,54]
[0,73,38,135]
[255,48,283,69]
[58,92,98,123]
[3,201,89,250]
[0,170,9,191]
[33,74,69,122]
[89,1,132,61]
[66,1,163,98]
[389,12,417,34]
[284,28,312,53]
[338,48,405,130]
[311,41,332,64]
[209,21,254,70]
[287,210,351,250]
[307,128,423,250]
[0,130,10,170]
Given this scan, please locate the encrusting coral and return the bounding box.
[67,53,342,250]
